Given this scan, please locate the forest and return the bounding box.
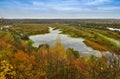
[0,19,120,79]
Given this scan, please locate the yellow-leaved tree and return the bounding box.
[0,60,16,79]
[49,37,67,61]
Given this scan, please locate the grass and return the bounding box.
[51,23,120,54]
[97,33,120,48]
[13,23,50,35]
[83,40,107,51]
[2,23,118,54]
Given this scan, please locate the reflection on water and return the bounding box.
[30,27,110,57]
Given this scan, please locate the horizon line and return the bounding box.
[1,17,120,20]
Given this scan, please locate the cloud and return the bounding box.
[52,6,91,12]
[32,1,45,6]
[97,6,120,11]
[86,0,111,5]
[0,0,120,18]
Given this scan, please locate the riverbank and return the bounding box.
[11,23,120,55]
[51,24,120,55]
[30,27,112,57]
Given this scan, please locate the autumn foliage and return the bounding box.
[0,25,120,79]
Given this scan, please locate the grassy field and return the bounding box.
[48,23,120,54]
[9,22,120,54]
[13,23,50,35]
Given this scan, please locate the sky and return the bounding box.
[0,0,120,19]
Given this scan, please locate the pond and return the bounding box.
[30,27,110,57]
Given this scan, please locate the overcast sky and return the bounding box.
[0,0,120,19]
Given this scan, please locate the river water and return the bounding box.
[107,27,120,31]
[30,27,110,57]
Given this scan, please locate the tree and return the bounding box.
[0,60,16,79]
[11,50,34,79]
[66,48,80,60]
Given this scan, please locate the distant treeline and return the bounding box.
[1,19,120,24]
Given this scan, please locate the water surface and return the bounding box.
[107,27,120,31]
[30,27,110,57]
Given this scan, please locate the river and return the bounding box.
[107,27,120,31]
[30,27,110,57]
